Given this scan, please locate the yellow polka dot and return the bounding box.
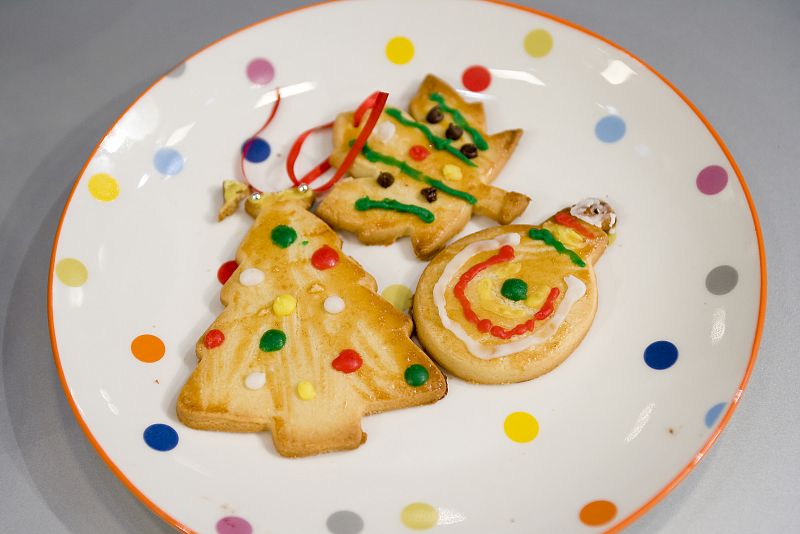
[524,29,553,58]
[55,258,88,287]
[381,284,413,313]
[442,164,462,181]
[504,411,539,443]
[401,502,438,530]
[386,36,414,65]
[296,381,316,400]
[87,173,119,202]
[272,294,297,316]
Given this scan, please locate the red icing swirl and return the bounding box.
[311,245,339,270]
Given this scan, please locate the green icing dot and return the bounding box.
[271,225,297,248]
[501,278,528,301]
[404,364,429,387]
[259,329,286,352]
[301,240,309,246]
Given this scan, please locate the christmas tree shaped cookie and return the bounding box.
[177,189,447,457]
[316,75,529,259]
[413,198,616,384]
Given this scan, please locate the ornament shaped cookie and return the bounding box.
[316,75,529,259]
[413,199,616,384]
[177,189,447,457]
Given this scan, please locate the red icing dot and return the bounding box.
[217,260,238,284]
[204,329,225,349]
[462,65,491,92]
[332,349,363,373]
[409,145,430,161]
[311,245,339,270]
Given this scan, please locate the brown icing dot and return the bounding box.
[426,106,444,124]
[377,172,395,188]
[460,143,478,159]
[421,187,438,203]
[445,123,463,140]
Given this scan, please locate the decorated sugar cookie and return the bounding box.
[316,75,529,259]
[178,189,447,457]
[413,198,616,384]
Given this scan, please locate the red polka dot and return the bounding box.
[409,145,430,161]
[462,65,491,92]
[204,329,225,349]
[332,349,363,373]
[311,245,339,270]
[217,260,238,284]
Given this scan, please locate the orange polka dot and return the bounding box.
[131,334,165,363]
[579,500,617,526]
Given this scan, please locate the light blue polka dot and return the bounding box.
[595,115,626,143]
[153,147,184,175]
[704,402,726,428]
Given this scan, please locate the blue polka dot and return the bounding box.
[153,148,184,175]
[705,402,726,428]
[595,115,626,143]
[143,423,179,451]
[643,340,678,370]
[241,138,271,163]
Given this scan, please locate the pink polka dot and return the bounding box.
[246,58,275,85]
[462,65,491,92]
[216,516,252,534]
[696,165,728,195]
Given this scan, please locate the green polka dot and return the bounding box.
[259,329,286,352]
[271,225,297,248]
[501,278,528,301]
[404,364,429,387]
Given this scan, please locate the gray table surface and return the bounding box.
[1,0,798,532]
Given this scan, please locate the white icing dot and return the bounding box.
[239,268,265,286]
[374,121,396,143]
[324,295,345,314]
[244,372,266,390]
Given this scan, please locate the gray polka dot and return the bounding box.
[706,265,738,295]
[326,510,364,534]
[167,62,186,78]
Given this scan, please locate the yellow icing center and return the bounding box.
[525,285,551,308]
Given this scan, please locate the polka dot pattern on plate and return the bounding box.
[595,115,626,143]
[131,334,165,363]
[579,500,617,526]
[326,510,364,534]
[462,65,491,92]
[706,265,738,295]
[167,63,186,78]
[143,423,179,451]
[216,516,253,534]
[217,260,238,284]
[385,36,414,64]
[696,165,728,195]
[87,173,119,202]
[246,58,275,85]
[153,147,184,175]
[524,29,553,57]
[643,340,678,370]
[504,411,539,443]
[401,502,438,530]
[381,284,412,313]
[705,402,726,428]
[241,138,271,163]
[55,258,88,287]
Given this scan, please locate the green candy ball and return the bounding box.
[259,329,286,352]
[404,364,429,387]
[270,225,297,248]
[501,278,528,301]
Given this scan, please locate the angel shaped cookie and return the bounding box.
[316,75,529,259]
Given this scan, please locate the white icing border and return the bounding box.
[433,233,587,360]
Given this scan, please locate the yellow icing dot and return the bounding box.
[477,278,528,320]
[442,164,462,181]
[385,36,414,65]
[504,411,539,443]
[525,285,551,309]
[87,173,119,202]
[401,502,438,530]
[492,262,522,278]
[296,381,316,400]
[55,258,88,287]
[524,29,554,58]
[273,294,297,316]
[544,221,585,249]
[381,284,413,313]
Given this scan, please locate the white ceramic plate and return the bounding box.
[49,1,765,532]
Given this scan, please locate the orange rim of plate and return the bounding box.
[47,1,767,532]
